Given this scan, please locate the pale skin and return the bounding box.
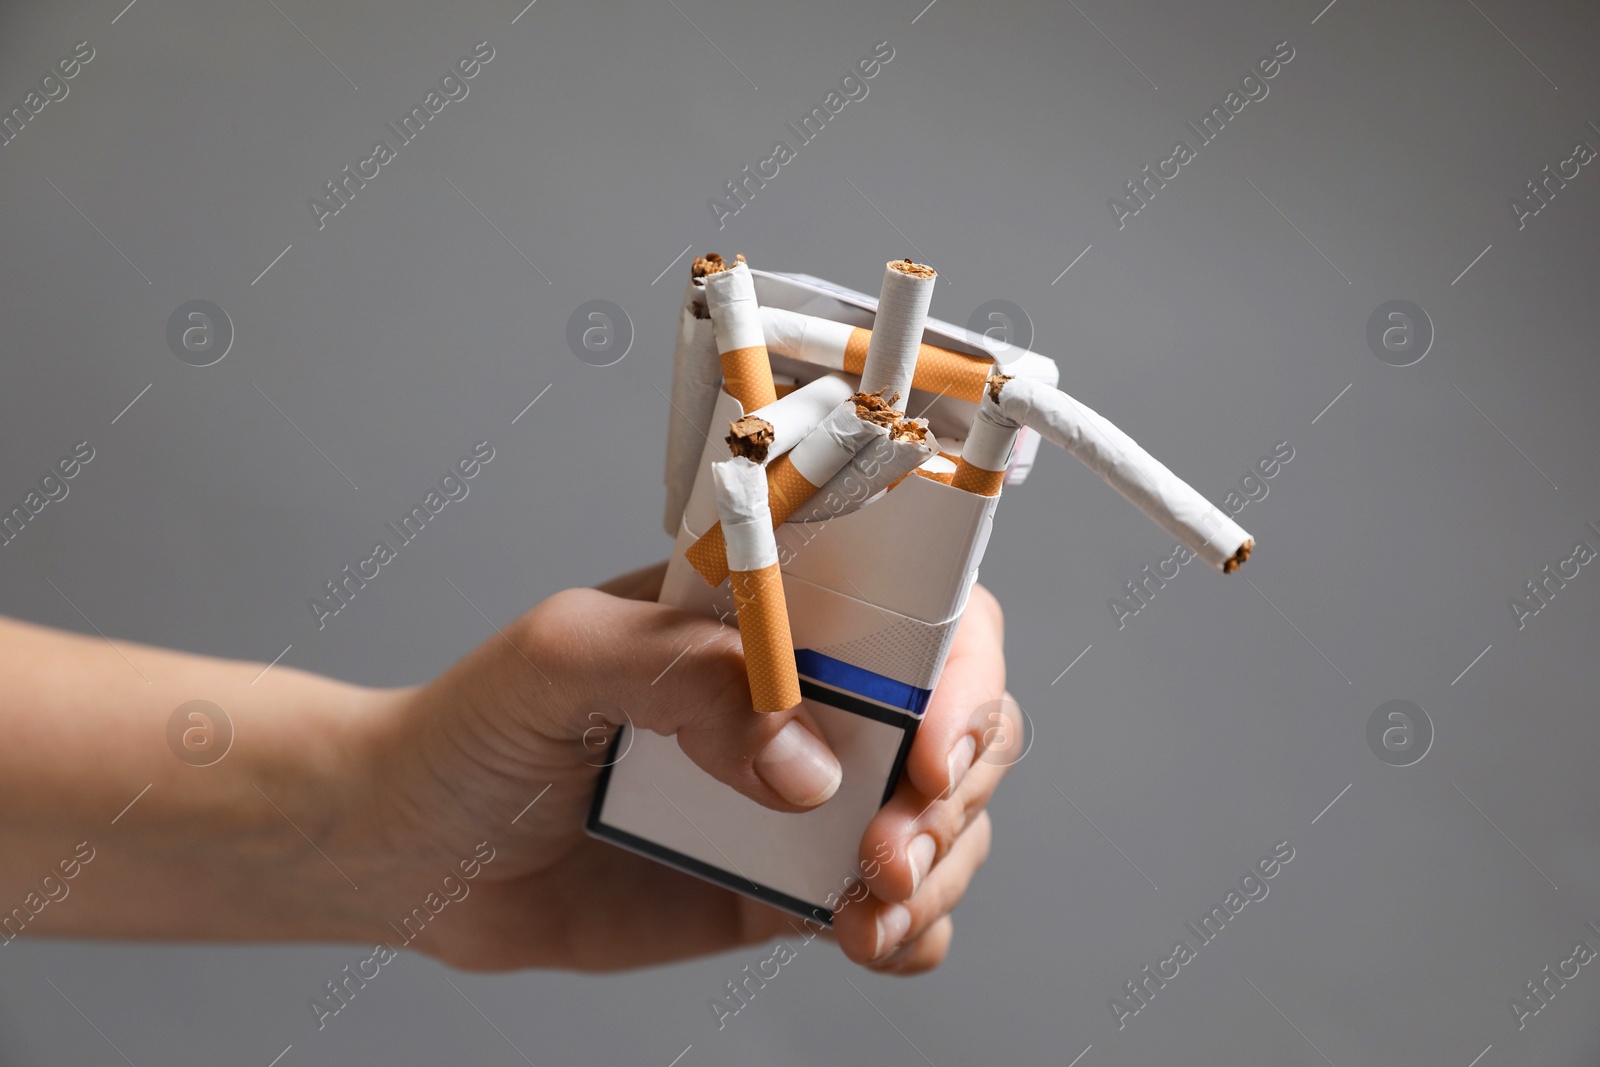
[0,560,1015,974]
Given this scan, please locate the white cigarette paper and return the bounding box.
[993,374,1254,572]
[745,374,854,462]
[795,424,940,522]
[760,306,858,373]
[760,306,995,404]
[703,259,777,413]
[859,260,936,405]
[663,271,721,536]
[962,400,1020,470]
[785,399,890,490]
[713,457,780,571]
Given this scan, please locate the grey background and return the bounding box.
[2,0,1598,1063]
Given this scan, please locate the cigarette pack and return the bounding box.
[587,269,1057,923]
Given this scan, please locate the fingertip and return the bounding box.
[753,716,841,808]
[830,894,880,964]
[872,903,913,960]
[906,832,937,896]
[875,915,955,975]
[945,733,977,795]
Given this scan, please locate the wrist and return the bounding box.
[253,680,427,945]
[319,678,531,960]
[97,672,408,945]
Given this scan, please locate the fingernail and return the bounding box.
[755,719,842,807]
[947,734,977,794]
[907,833,937,894]
[874,904,912,959]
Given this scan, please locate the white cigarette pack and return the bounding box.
[588,269,1058,923]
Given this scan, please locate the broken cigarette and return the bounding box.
[744,373,854,460]
[702,257,778,413]
[691,252,725,282]
[950,397,1021,497]
[990,372,1254,572]
[858,260,937,406]
[760,306,994,403]
[796,416,940,521]
[712,457,802,713]
[686,396,890,585]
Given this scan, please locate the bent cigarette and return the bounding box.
[950,397,1021,497]
[663,259,724,535]
[687,398,889,584]
[796,417,940,521]
[679,376,855,578]
[712,457,802,713]
[991,373,1255,573]
[760,306,994,403]
[858,260,937,406]
[702,257,778,413]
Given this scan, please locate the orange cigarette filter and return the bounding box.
[950,462,1004,495]
[702,257,778,413]
[713,457,802,713]
[729,563,802,713]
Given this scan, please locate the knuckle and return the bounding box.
[507,607,554,662]
[644,627,751,730]
[956,785,985,834]
[513,588,600,672]
[919,795,968,853]
[546,585,606,618]
[697,636,755,712]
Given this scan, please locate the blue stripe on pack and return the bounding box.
[793,649,932,716]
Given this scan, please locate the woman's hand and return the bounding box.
[348,561,1016,974]
[0,561,1016,978]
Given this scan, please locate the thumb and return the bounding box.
[515,587,843,812]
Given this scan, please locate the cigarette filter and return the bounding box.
[663,262,723,535]
[703,258,778,413]
[760,306,994,403]
[992,373,1254,572]
[712,457,802,713]
[858,260,937,406]
[950,397,1021,497]
[687,398,889,585]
